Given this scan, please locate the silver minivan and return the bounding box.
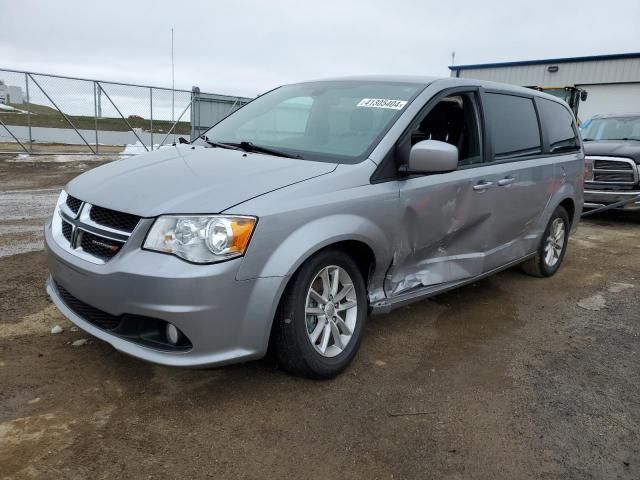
[45,76,584,378]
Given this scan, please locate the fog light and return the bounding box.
[166,323,180,345]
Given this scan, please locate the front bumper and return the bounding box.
[44,220,286,367]
[584,189,640,211]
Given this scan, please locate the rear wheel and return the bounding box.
[521,206,570,277]
[273,249,367,379]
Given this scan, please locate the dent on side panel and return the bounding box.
[386,177,493,297]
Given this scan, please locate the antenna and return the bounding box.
[171,27,175,143]
[451,51,456,66]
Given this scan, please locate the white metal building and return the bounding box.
[0,80,8,104]
[449,52,640,121]
[8,85,24,104]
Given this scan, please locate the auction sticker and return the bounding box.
[357,98,408,110]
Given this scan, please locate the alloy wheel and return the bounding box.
[305,265,358,358]
[544,217,566,267]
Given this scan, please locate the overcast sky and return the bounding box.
[2,0,639,97]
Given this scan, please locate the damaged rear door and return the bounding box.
[481,91,553,270]
[385,89,498,297]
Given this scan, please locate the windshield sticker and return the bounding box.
[357,98,408,110]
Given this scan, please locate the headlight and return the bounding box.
[143,215,257,264]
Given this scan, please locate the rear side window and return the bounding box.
[537,99,580,153]
[484,93,541,159]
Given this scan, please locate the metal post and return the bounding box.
[25,73,32,153]
[198,92,201,139]
[191,86,200,141]
[93,81,99,154]
[149,87,154,151]
[97,85,102,118]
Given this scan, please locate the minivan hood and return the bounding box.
[66,145,337,217]
[584,140,640,164]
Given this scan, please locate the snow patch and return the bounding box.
[0,104,29,114]
[608,283,635,293]
[6,154,107,163]
[578,294,606,311]
[120,141,171,157]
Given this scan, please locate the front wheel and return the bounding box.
[521,206,570,277]
[273,249,367,379]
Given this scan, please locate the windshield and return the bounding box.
[197,81,423,163]
[581,115,640,141]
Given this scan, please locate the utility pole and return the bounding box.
[451,51,456,66]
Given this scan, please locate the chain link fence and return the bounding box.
[0,68,251,155]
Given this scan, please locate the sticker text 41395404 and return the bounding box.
[357,98,408,110]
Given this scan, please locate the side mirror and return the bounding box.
[580,90,588,102]
[403,140,459,174]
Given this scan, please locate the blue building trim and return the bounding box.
[449,52,640,71]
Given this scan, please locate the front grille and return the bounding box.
[79,231,124,261]
[594,171,635,182]
[587,183,635,191]
[66,195,82,215]
[62,220,73,242]
[589,156,638,185]
[594,159,633,170]
[89,205,140,233]
[55,196,141,264]
[56,282,121,330]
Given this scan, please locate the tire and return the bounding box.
[273,249,367,379]
[521,206,570,278]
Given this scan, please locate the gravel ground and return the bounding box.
[0,155,638,479]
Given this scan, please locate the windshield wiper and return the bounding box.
[233,141,303,159]
[605,138,640,142]
[200,136,243,151]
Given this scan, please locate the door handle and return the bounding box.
[497,177,515,187]
[473,181,494,191]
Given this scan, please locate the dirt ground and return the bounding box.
[0,155,638,480]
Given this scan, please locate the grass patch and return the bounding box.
[1,103,190,134]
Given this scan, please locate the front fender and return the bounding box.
[236,214,393,300]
